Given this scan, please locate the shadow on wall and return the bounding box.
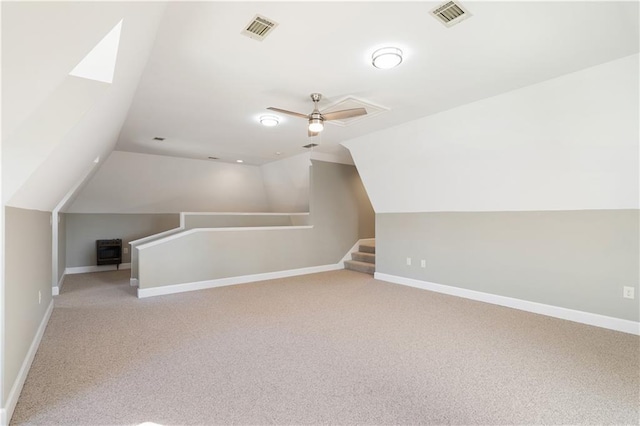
[136,160,375,290]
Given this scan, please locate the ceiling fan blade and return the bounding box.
[267,107,308,119]
[308,129,320,138]
[322,108,367,121]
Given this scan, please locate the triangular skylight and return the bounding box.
[69,19,123,84]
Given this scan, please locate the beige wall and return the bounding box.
[65,214,179,267]
[3,207,52,405]
[138,161,374,289]
[67,151,272,214]
[377,210,640,322]
[183,214,297,229]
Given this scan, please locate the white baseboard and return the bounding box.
[138,263,343,298]
[130,278,138,287]
[375,273,640,336]
[2,300,54,426]
[340,239,364,263]
[52,274,65,296]
[65,263,131,275]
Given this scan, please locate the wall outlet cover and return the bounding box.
[406,257,412,266]
[623,286,635,299]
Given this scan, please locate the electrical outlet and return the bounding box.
[406,257,412,266]
[123,247,129,254]
[420,259,426,268]
[38,290,41,304]
[623,286,635,299]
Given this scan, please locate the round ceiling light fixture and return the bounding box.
[259,115,279,127]
[308,117,324,133]
[372,47,403,69]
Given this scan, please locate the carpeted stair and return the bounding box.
[344,240,375,274]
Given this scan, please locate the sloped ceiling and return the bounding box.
[1,1,167,210]
[2,1,638,212]
[116,1,638,165]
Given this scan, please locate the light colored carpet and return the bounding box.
[11,269,639,425]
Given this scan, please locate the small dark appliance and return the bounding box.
[96,239,122,269]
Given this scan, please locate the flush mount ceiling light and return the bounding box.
[259,115,279,127]
[372,47,403,69]
[236,159,244,163]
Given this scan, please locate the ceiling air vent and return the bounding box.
[431,1,472,27]
[321,97,389,127]
[241,14,279,41]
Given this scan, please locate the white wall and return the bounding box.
[68,151,272,213]
[260,153,311,212]
[343,54,639,213]
[2,2,167,211]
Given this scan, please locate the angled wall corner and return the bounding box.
[2,2,167,212]
[2,76,111,207]
[260,152,311,213]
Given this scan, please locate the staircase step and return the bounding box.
[344,260,375,275]
[351,251,375,264]
[359,242,375,254]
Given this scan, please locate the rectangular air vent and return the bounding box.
[303,143,318,149]
[431,1,472,27]
[321,97,389,127]
[241,14,278,41]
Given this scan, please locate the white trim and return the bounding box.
[310,152,355,165]
[340,240,361,263]
[2,300,54,426]
[340,239,369,263]
[138,263,343,298]
[137,226,314,250]
[65,263,131,275]
[129,227,183,246]
[375,273,640,336]
[130,278,139,287]
[180,212,310,216]
[180,212,310,229]
[52,274,64,296]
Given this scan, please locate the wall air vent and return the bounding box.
[431,1,472,27]
[303,143,318,149]
[241,14,279,41]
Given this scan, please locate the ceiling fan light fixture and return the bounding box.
[308,117,324,133]
[259,115,279,127]
[372,47,403,69]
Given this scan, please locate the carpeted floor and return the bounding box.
[11,269,640,425]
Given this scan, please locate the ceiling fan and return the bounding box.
[268,93,367,137]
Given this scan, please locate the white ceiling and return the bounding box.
[115,1,639,166]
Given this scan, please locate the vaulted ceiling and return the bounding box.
[116,1,639,165]
[2,1,639,210]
